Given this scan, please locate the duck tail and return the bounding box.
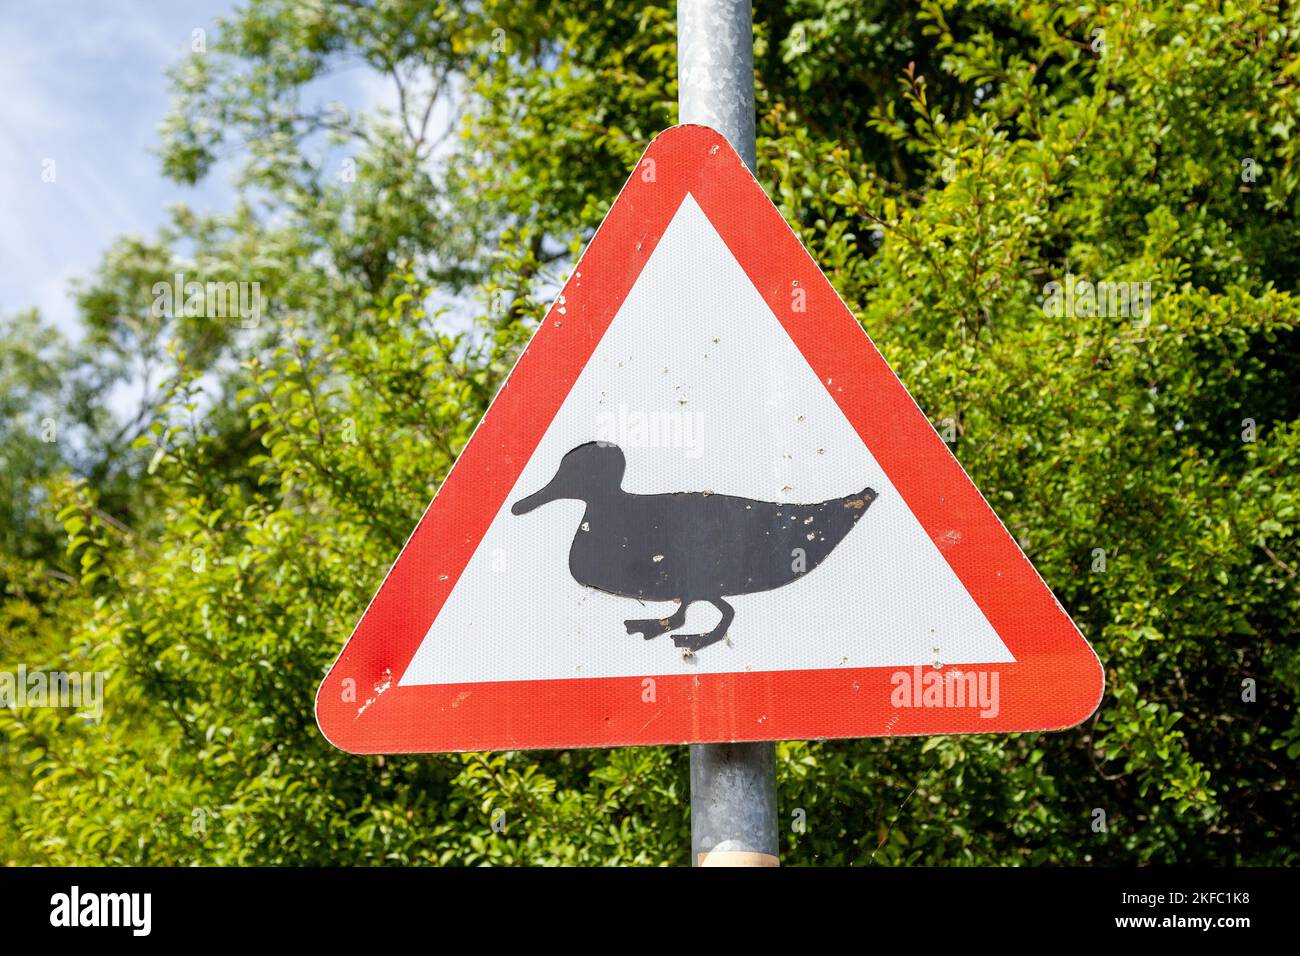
[841,487,878,513]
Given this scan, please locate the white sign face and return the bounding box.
[399,194,1013,688]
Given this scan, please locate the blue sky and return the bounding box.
[0,0,391,341]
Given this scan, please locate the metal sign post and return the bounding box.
[677,0,780,868]
[317,0,1102,869]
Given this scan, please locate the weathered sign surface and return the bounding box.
[315,124,1104,753]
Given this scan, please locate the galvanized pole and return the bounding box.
[678,0,779,868]
[678,0,757,170]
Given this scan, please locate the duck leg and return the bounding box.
[671,597,735,653]
[625,600,690,641]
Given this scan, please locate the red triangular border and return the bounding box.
[316,125,1103,753]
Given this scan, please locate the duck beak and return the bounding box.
[511,477,562,515]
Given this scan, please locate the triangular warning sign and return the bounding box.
[316,124,1103,753]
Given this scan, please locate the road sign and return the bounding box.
[315,124,1104,754]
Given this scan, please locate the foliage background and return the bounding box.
[2,0,1297,865]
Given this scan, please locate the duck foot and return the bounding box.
[625,601,689,641]
[671,632,725,652]
[667,597,734,653]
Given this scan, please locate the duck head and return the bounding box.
[511,441,626,515]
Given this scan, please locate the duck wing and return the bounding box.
[576,488,876,600]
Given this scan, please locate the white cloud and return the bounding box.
[0,0,236,340]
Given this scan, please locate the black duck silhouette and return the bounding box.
[511,442,878,652]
